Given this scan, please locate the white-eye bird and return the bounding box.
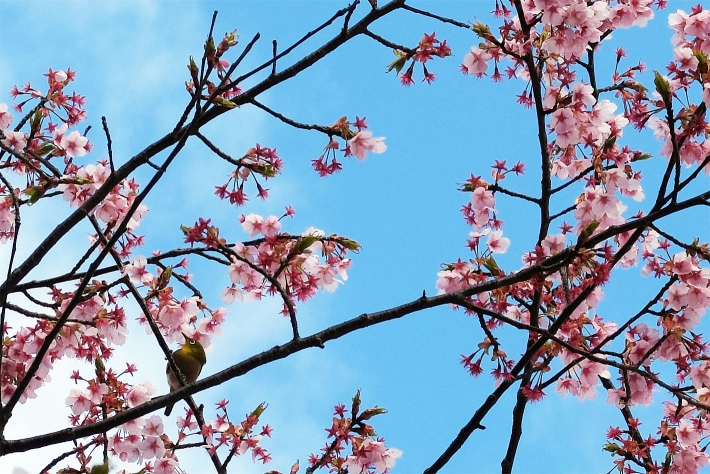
[164,332,206,416]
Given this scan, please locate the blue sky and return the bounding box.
[0,1,707,473]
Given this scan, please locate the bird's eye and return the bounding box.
[189,340,195,345]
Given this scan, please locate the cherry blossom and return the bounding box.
[347,131,386,161]
[341,439,403,474]
[486,229,510,254]
[0,103,12,128]
[124,256,156,285]
[462,46,492,77]
[59,130,89,158]
[1,130,26,150]
[2,3,710,474]
[125,382,156,408]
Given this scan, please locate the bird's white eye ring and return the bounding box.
[189,340,195,345]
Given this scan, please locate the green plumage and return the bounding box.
[164,333,206,416]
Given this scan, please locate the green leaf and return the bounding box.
[459,182,473,192]
[360,406,387,421]
[577,220,600,246]
[653,71,671,105]
[25,187,42,204]
[36,142,55,156]
[253,163,276,177]
[214,97,237,109]
[602,442,620,454]
[482,257,501,276]
[94,358,105,378]
[472,22,492,38]
[205,36,216,55]
[693,50,708,74]
[30,108,43,133]
[387,56,407,74]
[339,238,361,252]
[295,235,318,253]
[156,266,173,290]
[251,401,267,418]
[351,389,362,419]
[602,135,617,152]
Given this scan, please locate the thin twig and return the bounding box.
[362,29,414,53]
[101,116,115,174]
[401,4,470,29]
[38,439,100,474]
[250,100,333,135]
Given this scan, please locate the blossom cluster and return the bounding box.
[0,11,400,474]
[0,69,92,242]
[439,2,710,472]
[388,32,452,86]
[224,215,357,308]
[179,400,273,464]
[1,71,150,261]
[436,172,514,297]
[312,116,386,176]
[214,143,283,206]
[462,0,657,82]
[2,69,89,162]
[1,282,134,406]
[61,361,176,472]
[645,7,710,176]
[121,255,225,348]
[185,29,243,102]
[304,391,402,474]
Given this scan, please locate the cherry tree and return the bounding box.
[1,1,709,473]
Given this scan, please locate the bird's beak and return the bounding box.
[181,332,189,342]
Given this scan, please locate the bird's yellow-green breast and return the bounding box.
[164,333,206,416]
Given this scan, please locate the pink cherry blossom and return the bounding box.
[125,256,155,284]
[0,103,12,128]
[138,435,166,460]
[571,82,596,107]
[59,130,88,158]
[683,9,710,37]
[261,215,281,238]
[610,0,654,29]
[57,163,111,207]
[126,382,156,408]
[555,377,580,397]
[179,414,199,431]
[1,130,27,150]
[47,69,68,84]
[486,230,510,254]
[341,439,402,474]
[66,388,92,415]
[676,420,701,448]
[220,284,243,304]
[549,108,579,148]
[347,131,386,161]
[463,46,492,77]
[142,415,165,436]
[228,259,261,287]
[690,361,710,389]
[241,213,264,237]
[671,446,710,474]
[0,204,16,241]
[541,234,566,255]
[153,456,178,474]
[470,187,495,210]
